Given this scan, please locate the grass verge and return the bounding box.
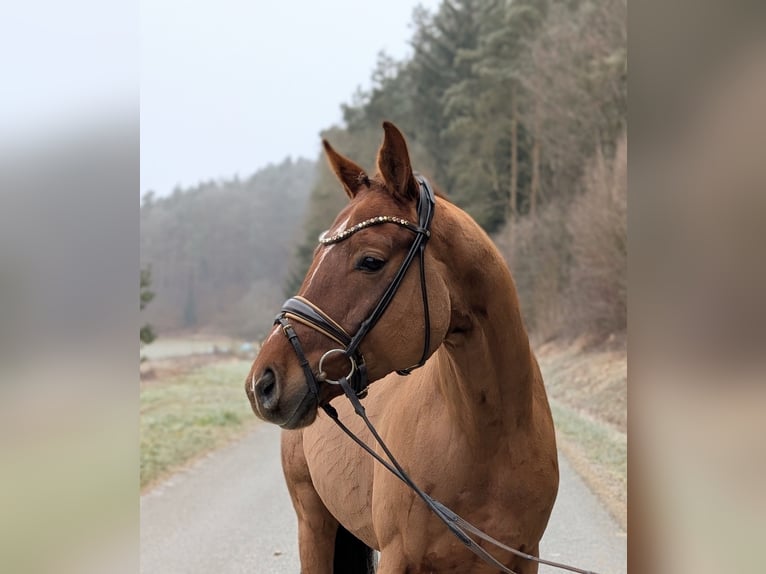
[140,359,257,490]
[549,399,627,529]
[536,340,627,529]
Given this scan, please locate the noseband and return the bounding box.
[274,174,436,400]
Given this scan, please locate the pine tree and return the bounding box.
[140,266,156,346]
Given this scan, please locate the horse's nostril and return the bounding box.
[261,376,275,397]
[255,368,280,411]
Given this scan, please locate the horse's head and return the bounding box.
[245,122,452,428]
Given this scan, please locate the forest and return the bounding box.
[141,0,626,344]
[140,157,316,337]
[289,0,626,342]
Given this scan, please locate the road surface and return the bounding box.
[141,422,626,574]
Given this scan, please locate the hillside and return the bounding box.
[140,157,316,339]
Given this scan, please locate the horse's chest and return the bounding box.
[302,409,379,544]
[300,388,459,545]
[301,385,555,557]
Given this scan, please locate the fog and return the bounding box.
[140,0,441,196]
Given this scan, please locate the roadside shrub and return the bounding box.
[498,203,572,342]
[495,134,627,344]
[565,134,627,338]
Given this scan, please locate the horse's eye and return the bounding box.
[356,256,386,273]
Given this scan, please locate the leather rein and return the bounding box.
[273,176,600,574]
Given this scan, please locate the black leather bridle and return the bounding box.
[271,174,600,574]
[274,173,436,401]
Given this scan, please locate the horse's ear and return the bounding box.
[323,139,369,199]
[376,121,418,202]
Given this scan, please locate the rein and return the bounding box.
[274,176,600,574]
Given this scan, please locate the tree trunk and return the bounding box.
[530,99,541,218]
[509,85,518,222]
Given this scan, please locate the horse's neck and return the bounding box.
[432,209,537,442]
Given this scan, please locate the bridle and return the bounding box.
[271,175,600,574]
[274,173,436,401]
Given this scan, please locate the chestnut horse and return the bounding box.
[246,122,558,573]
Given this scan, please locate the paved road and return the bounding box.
[141,423,626,574]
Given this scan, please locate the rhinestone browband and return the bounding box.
[318,216,421,245]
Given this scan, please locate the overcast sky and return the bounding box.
[141,0,441,196]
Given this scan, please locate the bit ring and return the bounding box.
[318,348,356,384]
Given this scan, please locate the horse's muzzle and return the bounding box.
[253,368,280,413]
[247,366,319,429]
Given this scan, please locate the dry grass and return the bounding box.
[536,337,626,432]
